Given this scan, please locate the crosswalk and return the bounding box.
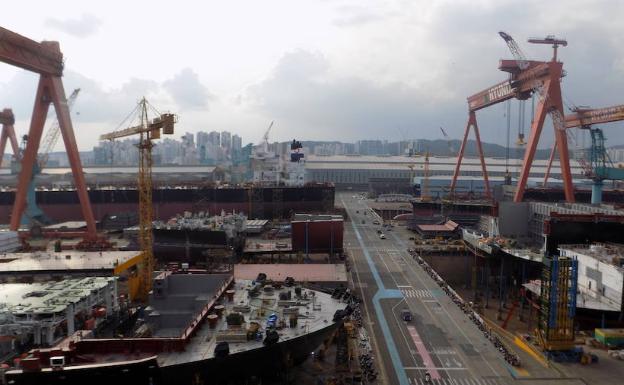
[401,288,432,299]
[408,377,502,385]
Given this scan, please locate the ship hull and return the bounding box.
[0,185,334,223]
[6,321,340,385]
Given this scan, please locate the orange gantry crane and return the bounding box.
[0,26,97,240]
[451,32,575,202]
[100,98,176,301]
[0,108,20,165]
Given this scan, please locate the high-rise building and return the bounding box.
[357,140,386,155]
[221,131,232,149]
[208,131,221,147]
[232,134,242,152]
[182,132,194,147]
[196,131,210,148]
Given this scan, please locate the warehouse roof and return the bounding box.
[0,277,115,315]
[306,162,583,173]
[307,154,578,167]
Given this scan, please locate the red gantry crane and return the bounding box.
[0,108,20,165]
[0,26,97,241]
[542,104,624,186]
[451,32,575,202]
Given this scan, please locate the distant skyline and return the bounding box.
[1,0,623,151]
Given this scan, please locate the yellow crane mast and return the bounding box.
[100,98,176,301]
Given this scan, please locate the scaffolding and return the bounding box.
[536,256,578,351]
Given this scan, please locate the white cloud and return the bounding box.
[163,68,213,110]
[44,13,102,38]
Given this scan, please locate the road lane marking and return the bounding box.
[388,231,502,378]
[407,325,441,380]
[391,298,422,368]
[342,196,409,385]
[401,288,432,298]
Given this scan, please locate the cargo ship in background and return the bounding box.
[4,272,349,385]
[0,183,334,224]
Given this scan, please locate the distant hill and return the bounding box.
[417,139,554,159]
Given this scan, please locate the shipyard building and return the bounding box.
[305,154,586,194]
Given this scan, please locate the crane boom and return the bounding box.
[262,121,274,143]
[38,88,80,169]
[439,126,455,154]
[0,26,64,76]
[499,31,530,70]
[99,114,175,141]
[565,105,624,128]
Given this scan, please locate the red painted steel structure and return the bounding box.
[0,26,96,239]
[291,217,344,254]
[0,108,20,163]
[451,34,576,202]
[542,104,624,185]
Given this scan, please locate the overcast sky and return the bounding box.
[1,0,623,151]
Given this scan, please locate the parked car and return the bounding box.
[401,309,412,321]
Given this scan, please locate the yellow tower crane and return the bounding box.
[100,98,176,301]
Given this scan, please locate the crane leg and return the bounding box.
[472,116,491,199]
[451,112,474,196]
[555,128,575,202]
[10,76,52,230]
[7,125,19,158]
[0,126,8,163]
[50,76,98,238]
[543,142,557,187]
[0,124,19,163]
[514,80,551,203]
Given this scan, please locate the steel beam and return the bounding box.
[0,27,63,76]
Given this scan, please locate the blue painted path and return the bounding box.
[350,220,409,385]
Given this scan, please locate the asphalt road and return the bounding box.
[341,193,514,385]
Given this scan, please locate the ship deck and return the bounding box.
[8,276,345,374]
[156,279,343,367]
